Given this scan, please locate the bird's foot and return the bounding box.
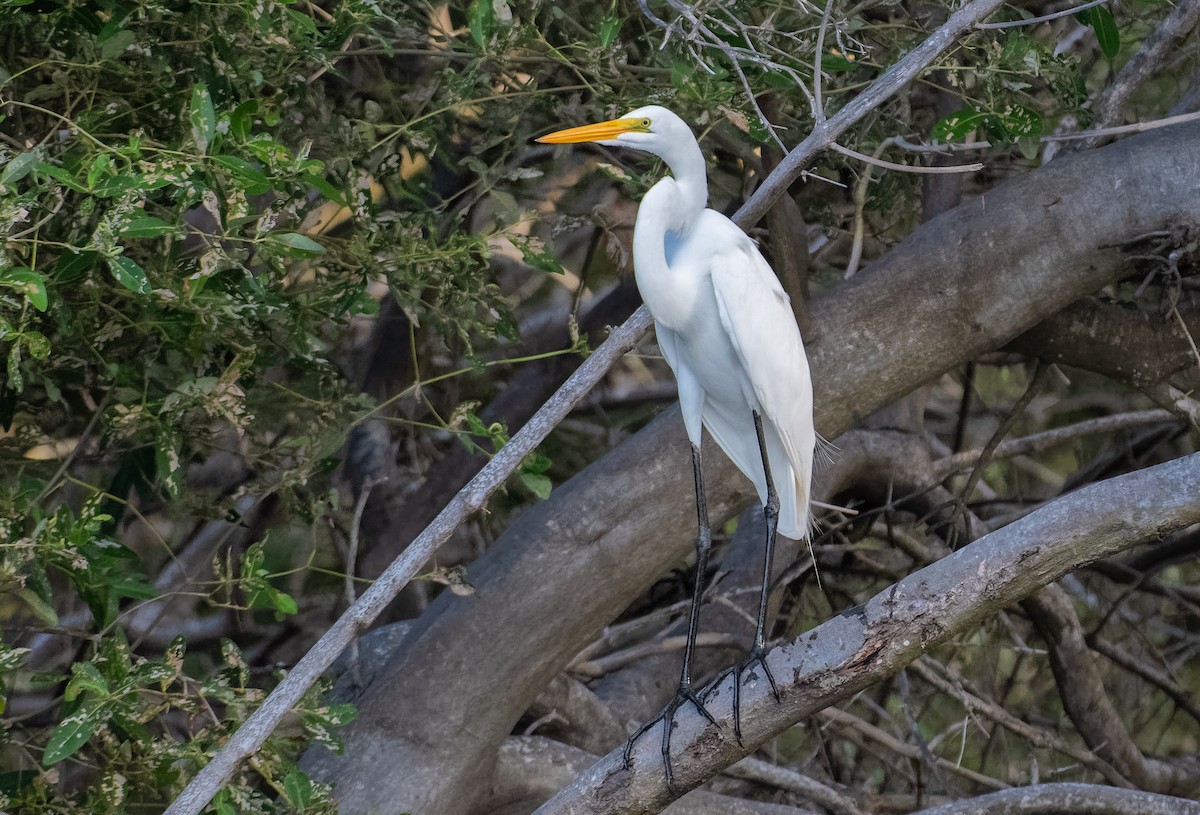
[623,682,718,791]
[713,647,781,747]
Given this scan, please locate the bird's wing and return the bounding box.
[655,321,704,446]
[706,215,815,537]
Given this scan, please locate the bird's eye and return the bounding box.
[640,118,652,128]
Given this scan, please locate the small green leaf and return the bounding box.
[303,171,347,206]
[212,154,271,195]
[108,256,150,293]
[3,268,47,311]
[99,28,136,59]
[1080,6,1120,59]
[271,588,298,616]
[44,702,107,765]
[598,13,621,47]
[121,216,174,239]
[190,83,217,154]
[1,150,39,187]
[820,51,858,73]
[34,161,88,192]
[156,431,182,498]
[468,0,493,47]
[520,472,552,500]
[55,249,98,281]
[283,768,313,808]
[268,232,325,257]
[18,587,58,626]
[65,661,109,702]
[23,331,49,359]
[931,107,988,142]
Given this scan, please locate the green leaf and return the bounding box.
[108,255,150,294]
[213,154,271,195]
[99,28,136,59]
[283,768,313,808]
[190,83,217,154]
[468,0,493,47]
[1,150,39,187]
[156,430,183,498]
[598,13,621,48]
[65,661,109,702]
[34,161,88,192]
[230,99,258,141]
[1081,6,1120,59]
[986,104,1043,144]
[92,173,144,198]
[267,231,325,257]
[23,330,49,359]
[270,588,298,616]
[121,216,174,239]
[55,249,99,281]
[520,472,552,500]
[820,51,858,73]
[17,587,58,626]
[302,171,347,206]
[3,268,48,311]
[43,702,107,765]
[931,107,988,142]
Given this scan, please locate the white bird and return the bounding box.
[537,106,814,784]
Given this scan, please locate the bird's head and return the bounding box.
[536,105,693,161]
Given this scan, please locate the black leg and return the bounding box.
[623,442,718,790]
[731,410,783,745]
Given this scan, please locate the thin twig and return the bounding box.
[934,409,1178,479]
[893,111,1200,155]
[831,141,983,173]
[976,0,1110,30]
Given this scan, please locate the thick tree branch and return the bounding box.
[535,453,1200,813]
[1006,298,1200,387]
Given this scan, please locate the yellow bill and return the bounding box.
[536,117,647,144]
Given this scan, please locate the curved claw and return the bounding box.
[731,648,781,746]
[622,684,719,790]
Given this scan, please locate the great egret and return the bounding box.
[537,106,814,785]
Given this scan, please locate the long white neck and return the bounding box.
[659,136,708,228]
[633,139,709,330]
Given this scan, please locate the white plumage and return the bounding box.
[541,105,814,539]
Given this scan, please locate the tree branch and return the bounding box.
[535,453,1200,813]
[908,782,1200,815]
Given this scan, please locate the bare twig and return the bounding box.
[933,409,1178,479]
[976,0,1111,30]
[726,756,863,815]
[831,142,983,174]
